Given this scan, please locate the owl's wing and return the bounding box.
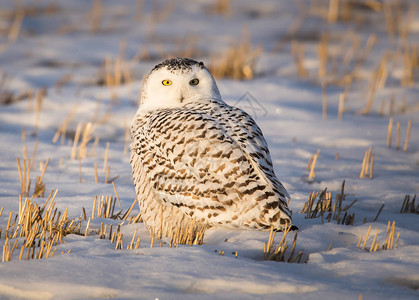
[131,102,291,228]
[218,103,291,199]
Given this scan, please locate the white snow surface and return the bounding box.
[0,0,418,299]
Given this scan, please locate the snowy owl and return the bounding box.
[130,57,295,236]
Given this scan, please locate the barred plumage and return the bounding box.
[130,57,295,236]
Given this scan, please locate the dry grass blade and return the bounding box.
[104,166,110,183]
[291,41,308,78]
[90,0,102,33]
[90,195,138,221]
[264,224,304,263]
[112,182,122,208]
[150,227,155,248]
[263,225,276,260]
[209,0,231,15]
[369,229,379,252]
[164,218,207,247]
[209,28,262,80]
[71,123,83,160]
[32,88,46,136]
[103,142,110,172]
[308,149,320,180]
[403,120,411,152]
[362,225,372,250]
[1,191,78,262]
[16,157,24,196]
[321,83,328,120]
[369,154,375,179]
[16,155,31,197]
[30,139,39,170]
[78,122,95,159]
[337,92,345,120]
[358,56,388,115]
[387,117,393,148]
[360,147,373,179]
[128,228,138,250]
[327,0,339,23]
[306,154,314,171]
[54,74,73,93]
[373,204,385,222]
[318,35,329,79]
[302,181,352,225]
[98,55,132,91]
[94,162,98,183]
[8,10,25,43]
[115,233,124,250]
[358,221,399,252]
[396,121,401,150]
[84,217,91,236]
[34,158,49,197]
[52,104,78,145]
[400,194,418,214]
[89,137,100,157]
[121,198,137,221]
[384,221,397,250]
[401,43,416,86]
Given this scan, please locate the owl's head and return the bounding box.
[139,57,222,111]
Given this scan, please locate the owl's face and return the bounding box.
[139,58,222,111]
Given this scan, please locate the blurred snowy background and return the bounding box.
[0,1,418,299]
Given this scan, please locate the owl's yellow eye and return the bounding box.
[189,78,199,85]
[162,79,172,86]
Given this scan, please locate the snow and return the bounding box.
[0,0,418,299]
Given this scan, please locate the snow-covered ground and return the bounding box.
[0,0,418,299]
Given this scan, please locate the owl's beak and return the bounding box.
[179,86,188,103]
